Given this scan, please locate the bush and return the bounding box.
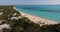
[2,28,11,32]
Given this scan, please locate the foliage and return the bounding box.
[2,28,11,32]
[40,23,60,32]
[0,6,21,20]
[9,17,41,32]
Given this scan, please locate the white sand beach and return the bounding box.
[13,7,58,26]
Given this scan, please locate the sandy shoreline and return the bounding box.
[13,7,58,26]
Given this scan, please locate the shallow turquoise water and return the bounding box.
[15,5,60,22]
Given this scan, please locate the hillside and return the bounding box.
[0,6,41,32]
[0,6,60,32]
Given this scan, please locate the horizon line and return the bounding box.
[0,4,60,6]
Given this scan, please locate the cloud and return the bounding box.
[0,0,60,5]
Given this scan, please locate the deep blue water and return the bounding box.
[15,5,60,22]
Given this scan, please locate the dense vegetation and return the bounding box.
[0,6,60,32]
[0,6,21,20]
[2,18,60,32]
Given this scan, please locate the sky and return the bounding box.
[0,0,60,5]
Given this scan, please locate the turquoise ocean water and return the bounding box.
[15,5,60,22]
